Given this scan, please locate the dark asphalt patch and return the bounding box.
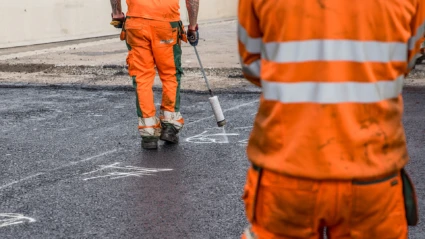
[0,63,244,79]
[0,88,257,238]
[0,87,424,238]
[0,63,54,73]
[0,82,261,95]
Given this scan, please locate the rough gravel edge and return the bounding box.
[1,63,424,94]
[0,82,262,95]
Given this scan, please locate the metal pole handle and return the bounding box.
[193,46,213,97]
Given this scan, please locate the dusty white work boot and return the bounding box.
[138,116,161,150]
[159,111,184,144]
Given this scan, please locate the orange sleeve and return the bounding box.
[407,0,425,72]
[238,0,262,87]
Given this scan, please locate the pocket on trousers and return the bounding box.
[126,51,134,76]
[242,166,262,223]
[126,29,148,47]
[256,173,318,238]
[351,174,406,238]
[401,169,419,226]
[153,26,178,48]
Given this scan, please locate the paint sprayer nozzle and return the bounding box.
[217,120,227,127]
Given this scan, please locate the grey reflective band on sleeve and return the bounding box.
[241,58,261,78]
[237,22,262,54]
[261,76,404,104]
[262,40,408,63]
[408,20,425,50]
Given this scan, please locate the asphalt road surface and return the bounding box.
[0,86,424,238]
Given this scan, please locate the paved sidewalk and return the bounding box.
[0,20,255,92]
[1,19,425,91]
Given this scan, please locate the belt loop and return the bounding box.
[252,164,262,172]
[251,164,263,223]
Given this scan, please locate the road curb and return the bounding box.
[0,82,261,94]
[0,63,244,78]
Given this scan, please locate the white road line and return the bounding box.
[234,126,253,130]
[0,149,118,191]
[186,100,259,126]
[0,173,45,191]
[0,38,120,61]
[50,149,118,171]
[0,214,36,228]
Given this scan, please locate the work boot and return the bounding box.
[138,116,161,150]
[141,137,159,150]
[160,124,179,144]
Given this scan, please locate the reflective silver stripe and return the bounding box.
[409,20,425,50]
[408,53,422,70]
[243,227,257,239]
[262,40,408,63]
[241,59,261,78]
[262,76,404,104]
[237,22,262,54]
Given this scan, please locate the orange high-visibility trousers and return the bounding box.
[242,166,409,239]
[125,17,184,135]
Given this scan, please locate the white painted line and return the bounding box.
[0,214,36,228]
[234,126,253,130]
[220,127,230,144]
[0,173,45,191]
[222,100,260,113]
[82,162,173,181]
[0,149,117,191]
[51,149,118,171]
[0,38,121,61]
[186,100,259,126]
[185,129,239,144]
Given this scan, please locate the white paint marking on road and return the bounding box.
[51,149,118,171]
[0,173,45,191]
[238,139,249,145]
[0,150,117,191]
[0,214,36,228]
[186,129,239,144]
[82,163,173,181]
[186,100,259,126]
[0,38,120,61]
[234,126,253,130]
[221,127,230,144]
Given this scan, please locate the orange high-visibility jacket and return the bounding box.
[126,0,180,21]
[238,0,425,180]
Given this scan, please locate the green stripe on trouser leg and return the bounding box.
[173,44,183,112]
[132,76,143,118]
[171,21,183,112]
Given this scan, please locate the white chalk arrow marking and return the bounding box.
[186,128,239,144]
[82,163,173,181]
[0,214,36,228]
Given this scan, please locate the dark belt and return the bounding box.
[252,164,397,185]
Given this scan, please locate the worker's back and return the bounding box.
[126,0,180,21]
[239,0,425,179]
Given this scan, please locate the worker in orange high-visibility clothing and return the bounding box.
[110,0,200,149]
[238,0,424,238]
